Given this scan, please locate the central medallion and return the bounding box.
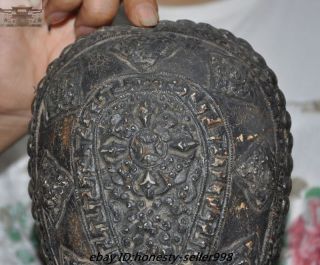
[130,128,168,168]
[98,92,202,200]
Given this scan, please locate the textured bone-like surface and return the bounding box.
[28,20,293,265]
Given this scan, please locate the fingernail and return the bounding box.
[47,12,68,25]
[135,3,159,27]
[76,26,96,38]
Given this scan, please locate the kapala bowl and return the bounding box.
[28,20,293,265]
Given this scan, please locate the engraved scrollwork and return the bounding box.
[43,64,84,122]
[38,150,74,228]
[235,143,276,212]
[110,35,180,71]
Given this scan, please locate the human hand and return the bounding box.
[0,0,159,152]
[46,0,159,36]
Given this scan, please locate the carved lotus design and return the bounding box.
[99,95,199,199]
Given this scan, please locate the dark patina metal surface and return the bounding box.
[28,20,293,265]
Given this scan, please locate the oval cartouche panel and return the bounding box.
[72,75,231,262]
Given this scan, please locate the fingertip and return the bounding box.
[46,11,68,25]
[136,3,159,27]
[76,0,119,28]
[45,0,82,25]
[125,0,159,27]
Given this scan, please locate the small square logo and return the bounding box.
[0,0,43,27]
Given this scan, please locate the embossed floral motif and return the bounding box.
[211,56,252,101]
[38,151,74,228]
[110,35,179,70]
[99,93,200,200]
[44,64,83,121]
[235,143,276,212]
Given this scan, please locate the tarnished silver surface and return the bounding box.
[28,20,293,265]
